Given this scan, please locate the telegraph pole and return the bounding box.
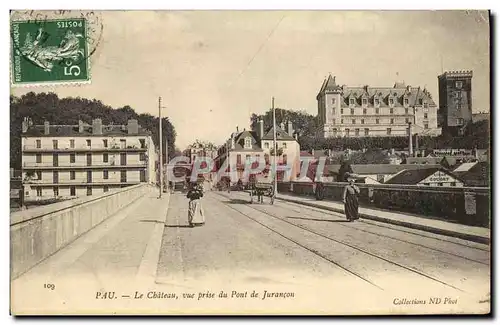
[158,97,163,198]
[272,97,278,195]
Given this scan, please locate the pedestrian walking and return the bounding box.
[187,180,205,227]
[342,175,360,222]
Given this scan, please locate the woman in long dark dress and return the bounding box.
[187,182,205,227]
[342,177,360,222]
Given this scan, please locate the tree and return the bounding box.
[10,92,177,169]
[250,108,318,138]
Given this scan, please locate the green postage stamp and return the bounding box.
[11,18,90,86]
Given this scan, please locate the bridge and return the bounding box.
[10,183,491,315]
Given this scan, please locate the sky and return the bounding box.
[11,10,490,149]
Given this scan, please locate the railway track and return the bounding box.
[212,191,486,294]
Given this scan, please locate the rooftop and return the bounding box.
[22,119,152,137]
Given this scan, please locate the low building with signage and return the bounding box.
[325,164,441,184]
[385,167,464,187]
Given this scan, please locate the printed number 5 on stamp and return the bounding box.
[11,18,90,86]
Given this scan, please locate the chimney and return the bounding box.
[236,126,239,133]
[22,117,28,133]
[287,121,293,136]
[127,119,139,134]
[78,120,84,133]
[44,121,50,135]
[92,118,103,135]
[258,119,264,140]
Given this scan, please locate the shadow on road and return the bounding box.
[222,199,251,205]
[286,216,350,223]
[164,224,193,228]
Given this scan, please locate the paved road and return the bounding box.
[157,191,490,307]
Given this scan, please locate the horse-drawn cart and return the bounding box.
[249,180,275,204]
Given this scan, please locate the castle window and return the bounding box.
[423,102,428,108]
[363,108,367,115]
[345,129,350,137]
[374,98,380,106]
[456,81,463,89]
[355,128,360,136]
[362,98,367,106]
[387,128,392,135]
[405,118,409,124]
[332,119,336,125]
[341,119,344,124]
[264,142,269,149]
[456,118,464,125]
[350,108,354,115]
[341,108,344,114]
[376,119,380,124]
[375,107,380,114]
[404,98,409,106]
[390,108,394,114]
[389,98,394,106]
[352,119,356,125]
[364,128,369,136]
[332,98,336,105]
[424,123,429,129]
[349,98,355,105]
[361,119,365,124]
[419,99,423,105]
[405,108,409,114]
[390,118,394,124]
[424,113,428,119]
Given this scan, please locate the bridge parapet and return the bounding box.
[10,183,152,279]
[278,182,490,227]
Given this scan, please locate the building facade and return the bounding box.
[214,121,301,184]
[437,70,473,135]
[21,119,157,202]
[183,141,218,163]
[317,74,441,138]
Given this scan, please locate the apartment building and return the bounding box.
[21,118,157,202]
[317,74,442,138]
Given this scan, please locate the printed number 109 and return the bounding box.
[57,21,83,28]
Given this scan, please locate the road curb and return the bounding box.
[277,196,490,245]
[136,190,171,284]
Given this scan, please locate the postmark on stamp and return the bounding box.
[10,11,103,86]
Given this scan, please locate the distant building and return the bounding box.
[316,74,441,138]
[184,141,218,163]
[453,162,489,187]
[214,121,301,184]
[385,167,464,187]
[437,70,473,135]
[21,119,157,202]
